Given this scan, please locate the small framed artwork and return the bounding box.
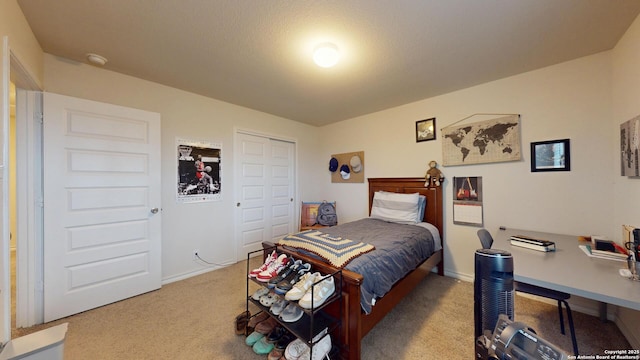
[530,138,570,172]
[416,118,436,142]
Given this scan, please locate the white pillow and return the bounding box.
[370,191,420,224]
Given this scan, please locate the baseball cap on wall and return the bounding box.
[329,157,339,172]
[340,164,351,180]
[350,155,362,173]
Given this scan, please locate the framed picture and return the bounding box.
[530,138,570,172]
[416,118,436,142]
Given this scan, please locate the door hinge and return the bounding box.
[36,112,43,124]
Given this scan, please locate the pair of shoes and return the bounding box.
[253,336,275,355]
[270,298,288,316]
[249,250,278,278]
[257,254,290,282]
[234,310,251,335]
[268,259,302,288]
[286,334,332,360]
[246,312,270,335]
[298,274,335,310]
[266,326,288,343]
[279,304,303,322]
[245,331,264,346]
[275,262,312,295]
[285,272,320,301]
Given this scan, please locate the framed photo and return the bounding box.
[530,138,570,172]
[416,118,436,142]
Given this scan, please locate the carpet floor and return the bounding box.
[13,257,630,359]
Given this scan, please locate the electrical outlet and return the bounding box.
[193,249,199,260]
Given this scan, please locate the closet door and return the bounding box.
[235,133,295,260]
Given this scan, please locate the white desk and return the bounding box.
[492,228,640,314]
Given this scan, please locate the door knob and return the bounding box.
[150,208,159,214]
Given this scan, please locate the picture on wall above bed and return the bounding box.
[620,115,640,177]
[416,118,436,142]
[441,113,521,166]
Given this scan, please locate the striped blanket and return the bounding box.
[278,230,375,268]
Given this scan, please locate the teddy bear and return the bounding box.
[425,160,445,187]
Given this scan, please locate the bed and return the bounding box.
[261,177,444,360]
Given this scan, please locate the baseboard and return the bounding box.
[162,266,219,285]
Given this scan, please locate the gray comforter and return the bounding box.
[314,218,436,314]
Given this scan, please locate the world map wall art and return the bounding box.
[441,114,521,166]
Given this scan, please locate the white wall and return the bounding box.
[611,12,640,349]
[321,51,614,280]
[42,54,326,281]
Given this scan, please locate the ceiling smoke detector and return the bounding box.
[86,53,108,66]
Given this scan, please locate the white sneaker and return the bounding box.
[298,275,335,309]
[285,272,319,301]
[284,338,309,360]
[256,254,289,282]
[249,250,278,278]
[298,334,332,360]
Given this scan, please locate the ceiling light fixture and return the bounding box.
[86,53,108,66]
[313,43,340,68]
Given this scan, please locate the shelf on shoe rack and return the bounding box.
[248,279,341,314]
[248,297,339,345]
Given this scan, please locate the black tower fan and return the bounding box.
[474,249,514,357]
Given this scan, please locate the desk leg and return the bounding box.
[599,302,608,322]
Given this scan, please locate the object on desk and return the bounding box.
[579,245,627,262]
[593,238,628,255]
[509,235,556,252]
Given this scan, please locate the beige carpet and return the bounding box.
[13,257,629,359]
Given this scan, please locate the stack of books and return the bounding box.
[579,238,628,261]
[510,235,556,252]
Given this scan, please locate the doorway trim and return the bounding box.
[10,51,43,328]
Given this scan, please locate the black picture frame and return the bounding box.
[416,118,436,142]
[530,138,570,172]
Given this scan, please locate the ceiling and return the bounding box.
[17,0,640,127]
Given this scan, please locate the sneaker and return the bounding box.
[251,287,270,300]
[284,338,309,360]
[275,262,311,295]
[298,334,332,360]
[279,303,303,323]
[257,254,289,282]
[298,275,335,310]
[269,298,288,316]
[249,250,278,278]
[285,272,319,301]
[268,259,302,288]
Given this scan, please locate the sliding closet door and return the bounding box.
[235,132,295,261]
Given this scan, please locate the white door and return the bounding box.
[43,93,161,322]
[235,133,295,261]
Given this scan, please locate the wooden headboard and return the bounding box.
[368,177,444,237]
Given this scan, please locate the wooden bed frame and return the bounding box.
[262,177,444,360]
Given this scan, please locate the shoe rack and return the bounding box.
[245,246,342,358]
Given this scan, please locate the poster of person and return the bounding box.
[176,138,222,203]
